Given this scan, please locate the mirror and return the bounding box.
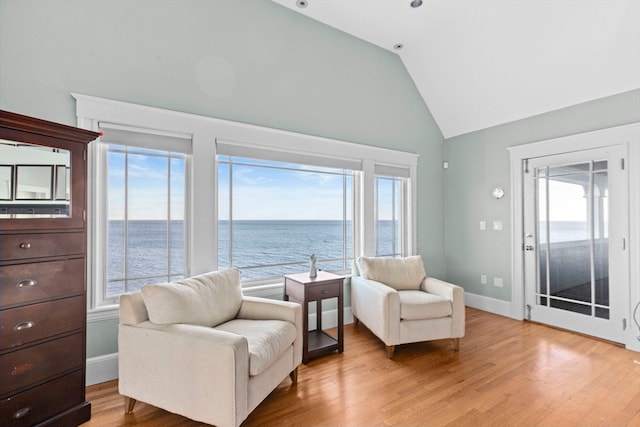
[15,165,53,200]
[0,140,71,218]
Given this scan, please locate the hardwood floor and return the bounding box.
[83,308,640,427]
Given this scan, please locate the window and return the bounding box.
[375,175,404,257]
[374,163,410,258]
[76,94,418,314]
[93,123,191,307]
[105,146,186,298]
[218,156,353,283]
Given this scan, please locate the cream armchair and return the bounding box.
[118,269,302,427]
[351,256,464,358]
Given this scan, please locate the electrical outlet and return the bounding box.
[493,277,503,288]
[493,221,503,231]
[480,275,487,284]
[480,221,486,230]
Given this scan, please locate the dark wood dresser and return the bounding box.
[0,110,99,426]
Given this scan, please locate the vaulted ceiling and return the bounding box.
[272,0,640,138]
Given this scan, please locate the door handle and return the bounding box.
[525,245,535,251]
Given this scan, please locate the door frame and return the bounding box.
[508,122,640,350]
[523,146,626,342]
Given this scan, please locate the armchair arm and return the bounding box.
[118,322,249,427]
[119,291,148,325]
[237,296,301,323]
[421,277,465,338]
[236,296,303,368]
[350,276,400,345]
[421,277,462,300]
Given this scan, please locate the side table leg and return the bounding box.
[338,286,344,353]
[303,300,309,363]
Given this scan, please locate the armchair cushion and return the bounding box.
[357,255,426,290]
[398,290,452,320]
[215,319,297,376]
[141,269,242,327]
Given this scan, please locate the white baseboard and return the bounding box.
[464,292,519,320]
[86,353,119,386]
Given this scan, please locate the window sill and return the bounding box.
[88,304,120,322]
[86,274,352,322]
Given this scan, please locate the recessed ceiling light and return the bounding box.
[393,43,404,50]
[410,0,423,7]
[296,0,308,8]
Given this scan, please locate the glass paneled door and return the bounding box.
[523,146,628,342]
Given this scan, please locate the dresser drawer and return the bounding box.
[306,281,341,300]
[0,370,84,427]
[1,296,85,350]
[0,332,84,396]
[0,258,84,309]
[0,232,84,261]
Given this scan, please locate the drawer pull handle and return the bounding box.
[17,279,38,288]
[13,407,31,419]
[14,321,35,331]
[19,242,31,249]
[322,290,329,294]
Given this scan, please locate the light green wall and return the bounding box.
[86,318,119,359]
[444,89,640,301]
[0,0,443,357]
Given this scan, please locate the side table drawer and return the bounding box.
[1,295,85,350]
[0,258,85,308]
[0,332,84,396]
[0,232,84,261]
[307,281,341,300]
[0,370,84,427]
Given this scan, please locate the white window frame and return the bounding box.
[74,94,418,321]
[374,174,409,258]
[98,140,190,303]
[217,154,356,283]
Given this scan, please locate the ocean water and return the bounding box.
[107,220,185,296]
[106,219,598,296]
[107,219,399,295]
[217,220,354,279]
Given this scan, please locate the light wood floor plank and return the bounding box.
[84,308,640,427]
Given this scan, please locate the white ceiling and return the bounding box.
[272,0,640,138]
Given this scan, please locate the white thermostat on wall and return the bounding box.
[492,187,505,199]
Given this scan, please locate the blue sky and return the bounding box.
[217,158,353,220]
[107,151,399,221]
[108,149,185,220]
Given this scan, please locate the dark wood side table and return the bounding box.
[284,271,344,363]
